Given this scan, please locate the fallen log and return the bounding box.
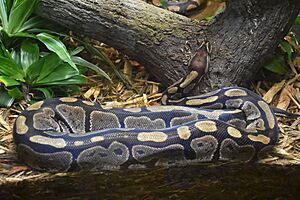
[36,0,300,93]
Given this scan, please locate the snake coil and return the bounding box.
[13,40,280,171]
[13,2,282,171]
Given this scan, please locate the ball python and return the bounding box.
[157,0,208,16]
[13,41,285,171]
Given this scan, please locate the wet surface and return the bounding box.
[1,163,300,199]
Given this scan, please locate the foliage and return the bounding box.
[0,0,111,107]
[264,13,300,75]
[159,0,168,9]
[295,13,300,26]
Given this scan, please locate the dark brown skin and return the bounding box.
[162,41,210,103]
[188,41,210,74]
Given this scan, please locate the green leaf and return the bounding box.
[84,42,131,86]
[264,55,291,75]
[10,31,36,39]
[0,30,10,46]
[295,14,300,25]
[72,56,112,81]
[35,63,80,85]
[34,87,53,98]
[280,41,293,62]
[11,49,21,65]
[0,40,11,57]
[20,41,39,73]
[160,0,168,9]
[0,0,9,30]
[18,16,46,32]
[26,53,61,83]
[0,88,14,107]
[7,0,38,34]
[36,33,78,72]
[0,75,21,86]
[70,46,85,56]
[5,0,13,16]
[37,75,87,86]
[37,54,64,81]
[6,86,22,99]
[0,56,24,80]
[26,28,67,36]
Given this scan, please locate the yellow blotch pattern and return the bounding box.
[186,96,218,106]
[227,127,242,138]
[248,134,270,145]
[177,126,191,140]
[224,89,247,97]
[59,97,78,103]
[15,116,28,135]
[195,121,217,132]
[137,132,168,142]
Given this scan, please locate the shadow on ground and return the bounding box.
[0,163,299,199]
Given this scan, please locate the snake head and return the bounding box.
[188,41,211,75]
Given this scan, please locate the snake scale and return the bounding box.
[13,1,282,171]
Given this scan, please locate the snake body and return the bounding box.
[13,40,280,171]
[163,0,207,16]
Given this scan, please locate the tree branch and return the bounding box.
[36,0,300,93]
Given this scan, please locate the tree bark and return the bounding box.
[36,0,300,93]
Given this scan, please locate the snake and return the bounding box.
[12,1,288,171]
[13,41,284,171]
[159,0,208,16]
